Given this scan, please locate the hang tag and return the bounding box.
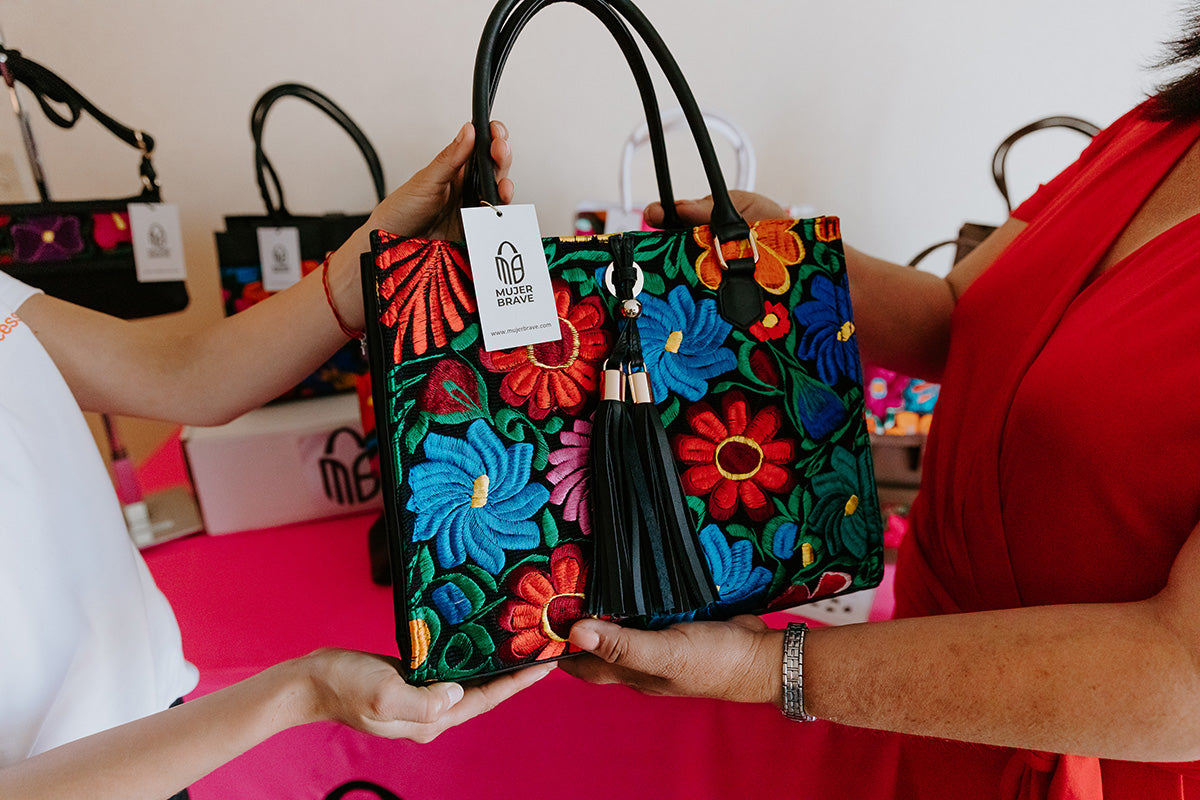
[128,203,187,283]
[256,227,303,292]
[461,203,561,352]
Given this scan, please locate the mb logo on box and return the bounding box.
[312,427,379,506]
[495,240,533,306]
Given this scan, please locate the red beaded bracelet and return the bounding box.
[321,256,365,342]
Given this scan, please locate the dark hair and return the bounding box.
[1149,5,1200,120]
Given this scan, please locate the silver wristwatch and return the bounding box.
[782,621,817,722]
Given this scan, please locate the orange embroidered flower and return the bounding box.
[814,216,841,243]
[480,283,611,420]
[408,617,432,670]
[378,234,477,359]
[693,219,803,295]
[495,544,588,664]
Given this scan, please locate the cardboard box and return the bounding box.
[183,394,381,534]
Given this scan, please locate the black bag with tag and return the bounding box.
[0,45,189,319]
[214,82,385,400]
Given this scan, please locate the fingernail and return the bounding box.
[454,123,469,144]
[571,625,601,651]
[532,663,555,680]
[444,683,465,708]
[493,120,508,138]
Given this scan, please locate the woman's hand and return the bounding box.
[643,190,788,228]
[297,648,554,743]
[558,616,784,707]
[364,120,515,243]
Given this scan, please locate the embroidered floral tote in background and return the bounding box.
[0,45,189,319]
[362,0,884,684]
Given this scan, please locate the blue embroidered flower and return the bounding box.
[699,524,771,605]
[794,274,859,386]
[636,285,736,402]
[431,582,472,625]
[810,447,877,560]
[771,521,799,560]
[407,420,549,574]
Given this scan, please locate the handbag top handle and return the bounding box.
[991,115,1099,213]
[0,44,159,199]
[620,107,757,214]
[469,0,753,246]
[479,0,684,230]
[250,82,387,218]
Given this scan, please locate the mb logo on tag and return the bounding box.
[147,222,170,259]
[495,240,525,285]
[270,243,290,274]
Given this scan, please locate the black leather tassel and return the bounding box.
[588,233,718,617]
[627,371,718,613]
[586,366,636,617]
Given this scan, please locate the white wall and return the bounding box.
[0,0,1187,311]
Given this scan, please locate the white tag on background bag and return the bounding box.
[256,226,303,292]
[461,203,561,352]
[128,203,187,282]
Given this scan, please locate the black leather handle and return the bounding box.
[250,83,386,217]
[992,115,1099,213]
[470,0,750,243]
[0,44,159,196]
[478,0,684,229]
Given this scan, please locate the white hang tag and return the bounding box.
[461,203,561,352]
[256,226,303,292]
[128,203,187,283]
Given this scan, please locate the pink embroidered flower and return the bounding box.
[546,420,592,536]
[92,211,133,250]
[495,544,588,664]
[12,216,84,262]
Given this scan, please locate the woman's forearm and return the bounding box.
[0,659,314,800]
[802,595,1200,762]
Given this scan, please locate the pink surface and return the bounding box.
[142,431,899,800]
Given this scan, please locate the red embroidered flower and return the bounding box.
[766,571,850,612]
[496,544,588,663]
[480,283,611,420]
[92,211,133,250]
[232,280,271,313]
[692,219,803,296]
[377,233,476,359]
[674,390,796,521]
[748,347,782,388]
[416,358,483,417]
[749,300,792,342]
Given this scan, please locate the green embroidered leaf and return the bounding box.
[541,508,559,548]
[686,494,707,526]
[642,271,667,297]
[462,563,498,593]
[451,322,480,352]
[444,573,487,613]
[658,396,680,428]
[404,412,431,456]
[460,622,497,657]
[544,416,564,435]
[417,545,436,586]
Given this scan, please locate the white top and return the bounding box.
[0,272,197,765]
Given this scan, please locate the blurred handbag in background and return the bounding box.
[0,44,189,319]
[909,115,1100,267]
[362,0,883,684]
[214,82,386,400]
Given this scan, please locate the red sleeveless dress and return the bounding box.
[889,102,1200,797]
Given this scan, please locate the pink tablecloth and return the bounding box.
[141,433,899,800]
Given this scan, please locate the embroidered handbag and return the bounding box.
[0,45,189,319]
[214,83,386,400]
[362,0,884,684]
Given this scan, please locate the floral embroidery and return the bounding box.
[12,216,84,262]
[794,274,859,386]
[408,616,433,670]
[496,544,588,663]
[814,216,841,243]
[810,447,876,560]
[699,525,771,605]
[749,300,792,342]
[546,420,593,536]
[765,571,851,612]
[231,280,271,313]
[407,419,549,574]
[636,284,736,402]
[675,390,796,521]
[378,234,477,359]
[92,211,132,250]
[480,283,610,419]
[417,358,485,419]
[692,219,804,295]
